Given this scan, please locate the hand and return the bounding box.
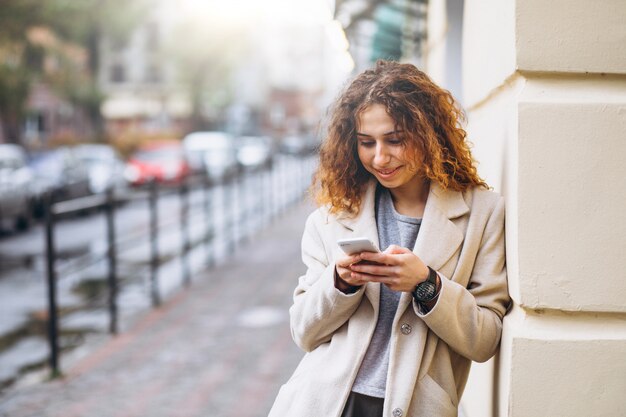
[335,253,370,291]
[348,245,430,292]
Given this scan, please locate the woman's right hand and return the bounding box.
[334,253,368,292]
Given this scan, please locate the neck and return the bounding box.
[388,177,430,218]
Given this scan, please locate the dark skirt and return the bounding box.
[341,391,384,417]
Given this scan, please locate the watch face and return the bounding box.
[414,281,437,301]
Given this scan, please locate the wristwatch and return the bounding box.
[412,266,439,302]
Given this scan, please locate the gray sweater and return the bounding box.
[352,186,422,398]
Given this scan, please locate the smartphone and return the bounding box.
[337,237,380,255]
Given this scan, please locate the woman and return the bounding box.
[269,60,510,417]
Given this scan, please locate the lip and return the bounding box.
[374,166,401,180]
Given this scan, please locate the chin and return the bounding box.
[376,178,400,188]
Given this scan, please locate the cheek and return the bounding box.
[399,148,422,170]
[393,149,409,164]
[357,147,370,166]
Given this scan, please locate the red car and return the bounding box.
[124,142,191,186]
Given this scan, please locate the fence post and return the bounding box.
[243,170,252,243]
[282,156,289,212]
[149,180,161,306]
[261,158,273,225]
[277,156,283,215]
[236,170,243,248]
[267,159,273,221]
[270,157,276,219]
[203,175,214,267]
[105,187,118,334]
[43,192,60,377]
[180,177,191,287]
[229,173,238,252]
[296,155,308,201]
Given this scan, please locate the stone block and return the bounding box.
[517,77,626,312]
[517,0,626,74]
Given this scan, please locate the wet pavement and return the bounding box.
[0,155,316,393]
[0,198,314,417]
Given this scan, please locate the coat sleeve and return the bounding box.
[289,211,366,352]
[415,196,511,362]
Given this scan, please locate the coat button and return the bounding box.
[401,323,412,335]
[392,408,403,417]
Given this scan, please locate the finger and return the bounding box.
[350,276,370,286]
[341,271,369,285]
[337,265,358,280]
[352,272,396,284]
[353,259,386,266]
[336,254,362,268]
[351,262,395,277]
[383,245,410,254]
[359,251,398,265]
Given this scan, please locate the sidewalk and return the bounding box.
[0,199,315,417]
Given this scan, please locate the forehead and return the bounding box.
[356,104,397,133]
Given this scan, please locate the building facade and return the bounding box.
[98,0,188,138]
[424,0,626,415]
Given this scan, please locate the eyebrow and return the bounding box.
[356,130,404,138]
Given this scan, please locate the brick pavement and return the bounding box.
[0,200,315,417]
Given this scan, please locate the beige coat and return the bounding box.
[269,182,510,417]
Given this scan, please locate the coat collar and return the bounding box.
[336,180,469,310]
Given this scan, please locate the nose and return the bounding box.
[373,143,390,166]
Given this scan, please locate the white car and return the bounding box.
[0,144,33,231]
[182,131,238,180]
[236,136,273,169]
[75,144,129,195]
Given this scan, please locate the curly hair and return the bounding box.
[313,60,488,215]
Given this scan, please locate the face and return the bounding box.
[356,103,423,192]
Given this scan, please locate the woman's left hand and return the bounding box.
[349,245,430,292]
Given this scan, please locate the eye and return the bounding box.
[387,138,403,145]
[358,140,375,147]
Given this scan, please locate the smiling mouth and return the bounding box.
[375,167,400,176]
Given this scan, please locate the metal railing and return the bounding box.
[43,154,316,376]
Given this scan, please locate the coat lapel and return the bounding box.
[413,182,468,270]
[397,182,469,314]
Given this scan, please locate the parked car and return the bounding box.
[75,144,129,195]
[182,131,238,180]
[29,147,92,216]
[279,134,319,155]
[125,141,191,186]
[236,135,273,169]
[0,144,34,231]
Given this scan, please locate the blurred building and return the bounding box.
[1,27,96,148]
[22,82,94,149]
[227,6,327,137]
[229,0,354,139]
[336,0,626,416]
[98,0,353,143]
[98,1,189,139]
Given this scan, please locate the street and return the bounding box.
[0,197,313,417]
[0,154,315,390]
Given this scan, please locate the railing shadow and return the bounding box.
[41,153,317,378]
